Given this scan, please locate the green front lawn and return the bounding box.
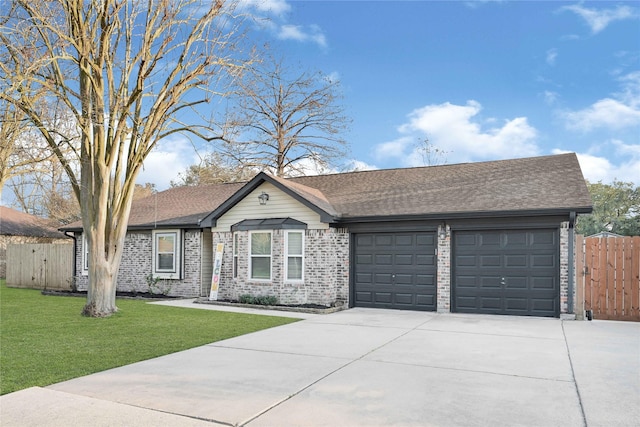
[0,281,299,395]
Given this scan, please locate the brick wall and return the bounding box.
[72,230,203,297]
[213,228,350,307]
[560,221,570,314]
[436,224,451,313]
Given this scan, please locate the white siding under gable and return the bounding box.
[212,182,329,232]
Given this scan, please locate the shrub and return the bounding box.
[238,294,278,306]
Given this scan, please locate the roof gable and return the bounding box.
[200,172,338,227]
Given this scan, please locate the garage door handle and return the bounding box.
[500,277,506,286]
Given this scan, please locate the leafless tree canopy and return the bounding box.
[223,56,351,177]
[0,0,250,316]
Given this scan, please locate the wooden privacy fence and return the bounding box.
[576,235,640,321]
[6,243,74,291]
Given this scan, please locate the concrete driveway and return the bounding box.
[1,306,638,427]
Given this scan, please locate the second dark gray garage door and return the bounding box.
[453,229,559,317]
[354,232,436,311]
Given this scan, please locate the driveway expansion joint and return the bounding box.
[562,320,589,427]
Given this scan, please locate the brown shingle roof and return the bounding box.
[288,153,592,219]
[125,182,245,228]
[63,153,593,231]
[0,206,68,238]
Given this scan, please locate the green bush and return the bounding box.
[239,294,278,306]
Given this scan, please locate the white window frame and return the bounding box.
[81,233,89,275]
[285,230,304,282]
[249,230,272,281]
[232,232,239,279]
[152,229,181,279]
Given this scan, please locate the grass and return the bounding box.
[0,281,299,395]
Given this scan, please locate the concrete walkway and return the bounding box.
[1,302,638,426]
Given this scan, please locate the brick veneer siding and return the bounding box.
[72,230,203,297]
[436,224,451,313]
[212,228,350,307]
[560,221,570,314]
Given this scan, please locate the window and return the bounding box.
[152,230,181,278]
[285,231,304,281]
[249,231,271,280]
[82,233,89,275]
[232,232,239,278]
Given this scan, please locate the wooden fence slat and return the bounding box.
[580,235,640,322]
[614,238,623,318]
[6,243,73,290]
[632,237,640,320]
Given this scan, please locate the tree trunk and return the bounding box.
[82,259,118,317]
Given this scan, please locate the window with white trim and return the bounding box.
[82,233,89,275]
[152,230,181,278]
[232,232,239,278]
[249,231,271,280]
[285,231,304,281]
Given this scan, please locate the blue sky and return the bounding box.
[141,0,640,188]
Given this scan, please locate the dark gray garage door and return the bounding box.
[453,229,559,317]
[354,232,436,311]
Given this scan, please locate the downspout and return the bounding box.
[567,211,576,314]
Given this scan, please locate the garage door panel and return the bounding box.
[505,255,527,267]
[395,254,414,265]
[356,235,374,246]
[356,254,373,265]
[505,277,527,289]
[416,274,435,286]
[356,273,373,284]
[354,232,437,311]
[453,229,559,317]
[480,297,501,310]
[416,234,435,246]
[479,234,501,247]
[375,235,393,246]
[532,254,555,267]
[531,277,555,289]
[457,255,477,267]
[395,235,413,246]
[480,255,501,267]
[374,273,392,284]
[416,254,435,266]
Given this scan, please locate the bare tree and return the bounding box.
[171,152,255,186]
[224,56,351,177]
[0,100,55,203]
[416,137,449,166]
[0,0,249,316]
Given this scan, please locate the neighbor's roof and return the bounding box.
[62,153,593,232]
[0,206,68,238]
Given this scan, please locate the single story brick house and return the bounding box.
[62,153,592,317]
[0,206,71,279]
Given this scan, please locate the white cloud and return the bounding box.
[241,0,291,15]
[546,48,558,66]
[561,4,638,34]
[138,138,199,190]
[392,100,539,163]
[277,24,327,48]
[563,98,640,131]
[562,71,640,131]
[553,141,640,185]
[543,90,559,105]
